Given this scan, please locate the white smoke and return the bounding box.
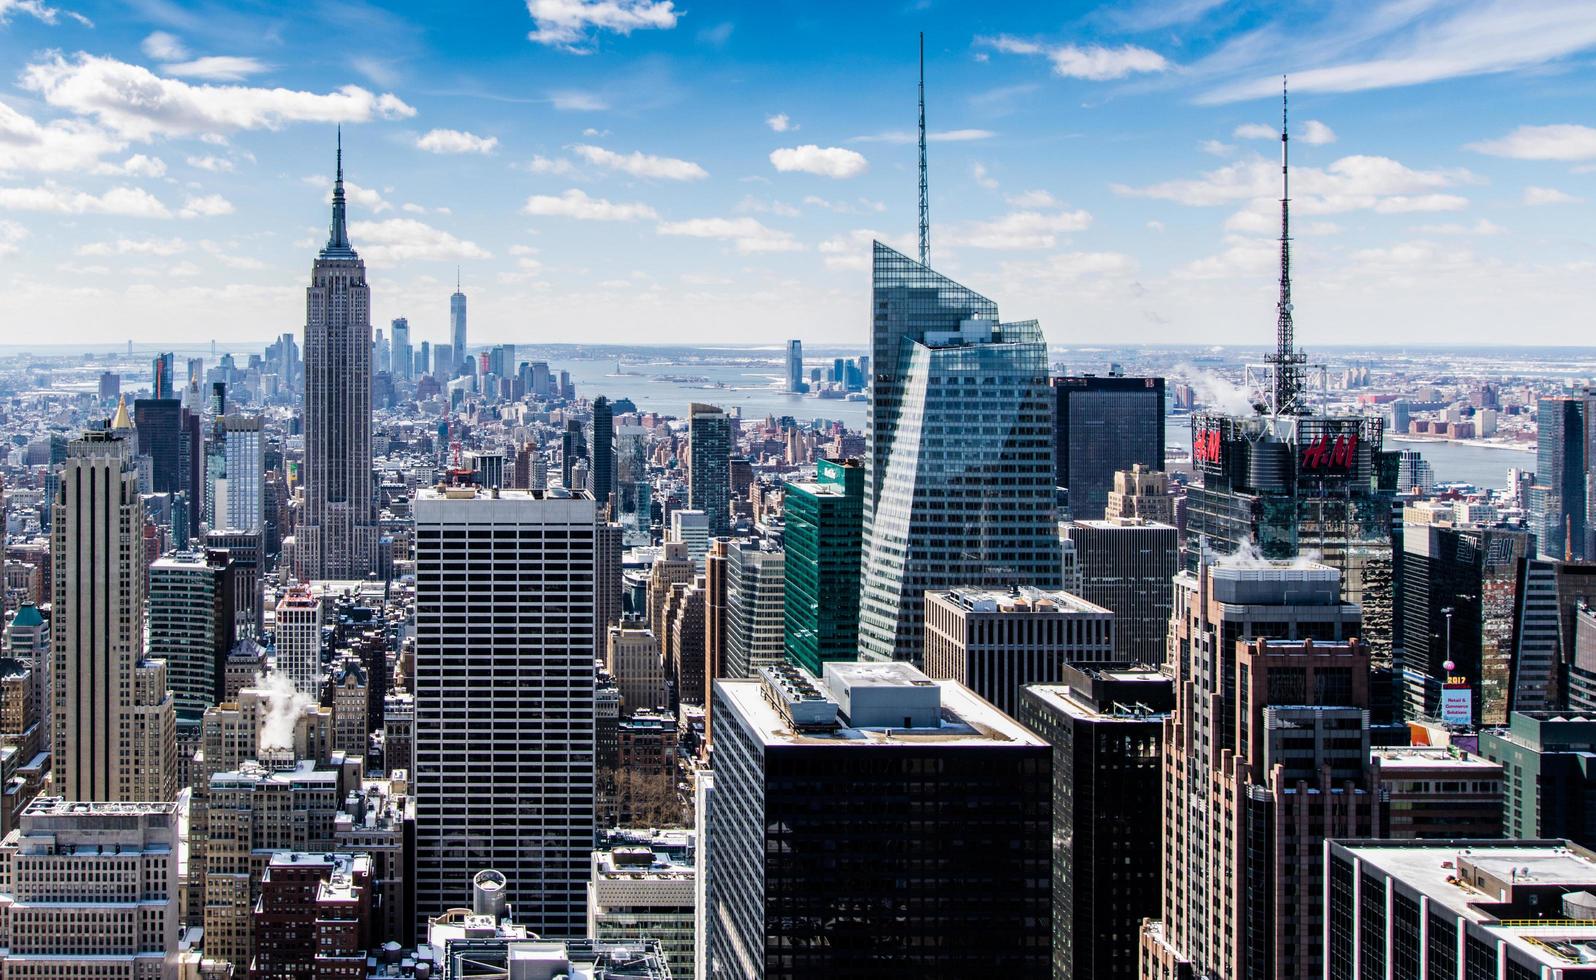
[1176,362,1257,417]
[1211,539,1324,570]
[253,669,318,753]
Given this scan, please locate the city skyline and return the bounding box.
[3,2,1596,347]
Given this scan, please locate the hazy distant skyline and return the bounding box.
[3,0,1596,347]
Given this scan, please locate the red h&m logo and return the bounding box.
[1300,433,1357,473]
[1194,427,1222,465]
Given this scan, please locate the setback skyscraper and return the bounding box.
[52,421,177,802]
[859,242,1060,663]
[296,133,377,582]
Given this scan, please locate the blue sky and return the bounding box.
[3,0,1596,350]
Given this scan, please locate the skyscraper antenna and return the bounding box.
[336,125,343,183]
[1267,74,1305,416]
[456,266,460,292]
[918,32,929,267]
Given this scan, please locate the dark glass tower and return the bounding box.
[1529,393,1590,560]
[689,403,732,536]
[591,395,615,512]
[706,663,1051,978]
[1052,374,1165,520]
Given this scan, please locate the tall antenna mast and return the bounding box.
[1267,75,1306,416]
[918,31,929,267]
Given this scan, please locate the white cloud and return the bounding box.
[802,195,886,214]
[1006,189,1058,208]
[851,129,996,144]
[186,154,234,172]
[971,163,998,190]
[416,128,499,154]
[21,53,415,141]
[1300,120,1337,145]
[571,144,707,180]
[0,0,87,25]
[1115,154,1474,218]
[0,219,28,257]
[1523,185,1583,205]
[523,188,658,220]
[112,154,166,177]
[766,113,794,132]
[308,176,392,213]
[178,193,234,218]
[0,100,128,176]
[977,35,1170,80]
[526,0,680,51]
[77,237,187,256]
[523,154,579,175]
[1199,1,1596,103]
[550,90,609,111]
[199,239,266,269]
[1469,124,1596,161]
[769,145,869,179]
[349,218,491,263]
[141,32,188,61]
[1410,218,1505,235]
[1233,123,1277,140]
[736,195,799,217]
[161,57,270,82]
[657,216,801,253]
[1200,139,1233,157]
[0,182,171,217]
[946,208,1092,250]
[819,229,914,270]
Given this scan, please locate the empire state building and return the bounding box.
[296,132,377,582]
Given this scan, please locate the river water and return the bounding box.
[551,356,1529,490]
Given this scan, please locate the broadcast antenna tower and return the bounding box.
[1265,76,1307,416]
[918,32,930,266]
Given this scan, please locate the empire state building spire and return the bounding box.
[321,126,357,260]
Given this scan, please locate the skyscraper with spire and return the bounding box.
[1182,80,1396,660]
[295,130,377,584]
[450,269,468,377]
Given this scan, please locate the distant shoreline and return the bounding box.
[1390,436,1534,453]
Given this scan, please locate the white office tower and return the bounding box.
[52,426,177,802]
[0,798,180,976]
[221,414,264,532]
[670,509,709,561]
[413,486,597,939]
[297,134,377,581]
[274,585,323,695]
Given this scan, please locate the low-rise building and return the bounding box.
[588,829,696,978]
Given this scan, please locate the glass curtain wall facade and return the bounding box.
[783,459,864,674]
[859,242,1060,663]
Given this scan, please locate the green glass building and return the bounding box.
[782,458,863,674]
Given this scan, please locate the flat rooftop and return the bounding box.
[1339,840,1596,969]
[1373,747,1503,771]
[720,671,1045,749]
[933,586,1112,616]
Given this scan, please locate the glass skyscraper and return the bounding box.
[1052,374,1165,520]
[783,458,863,674]
[689,402,732,536]
[1529,393,1590,560]
[858,242,1061,663]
